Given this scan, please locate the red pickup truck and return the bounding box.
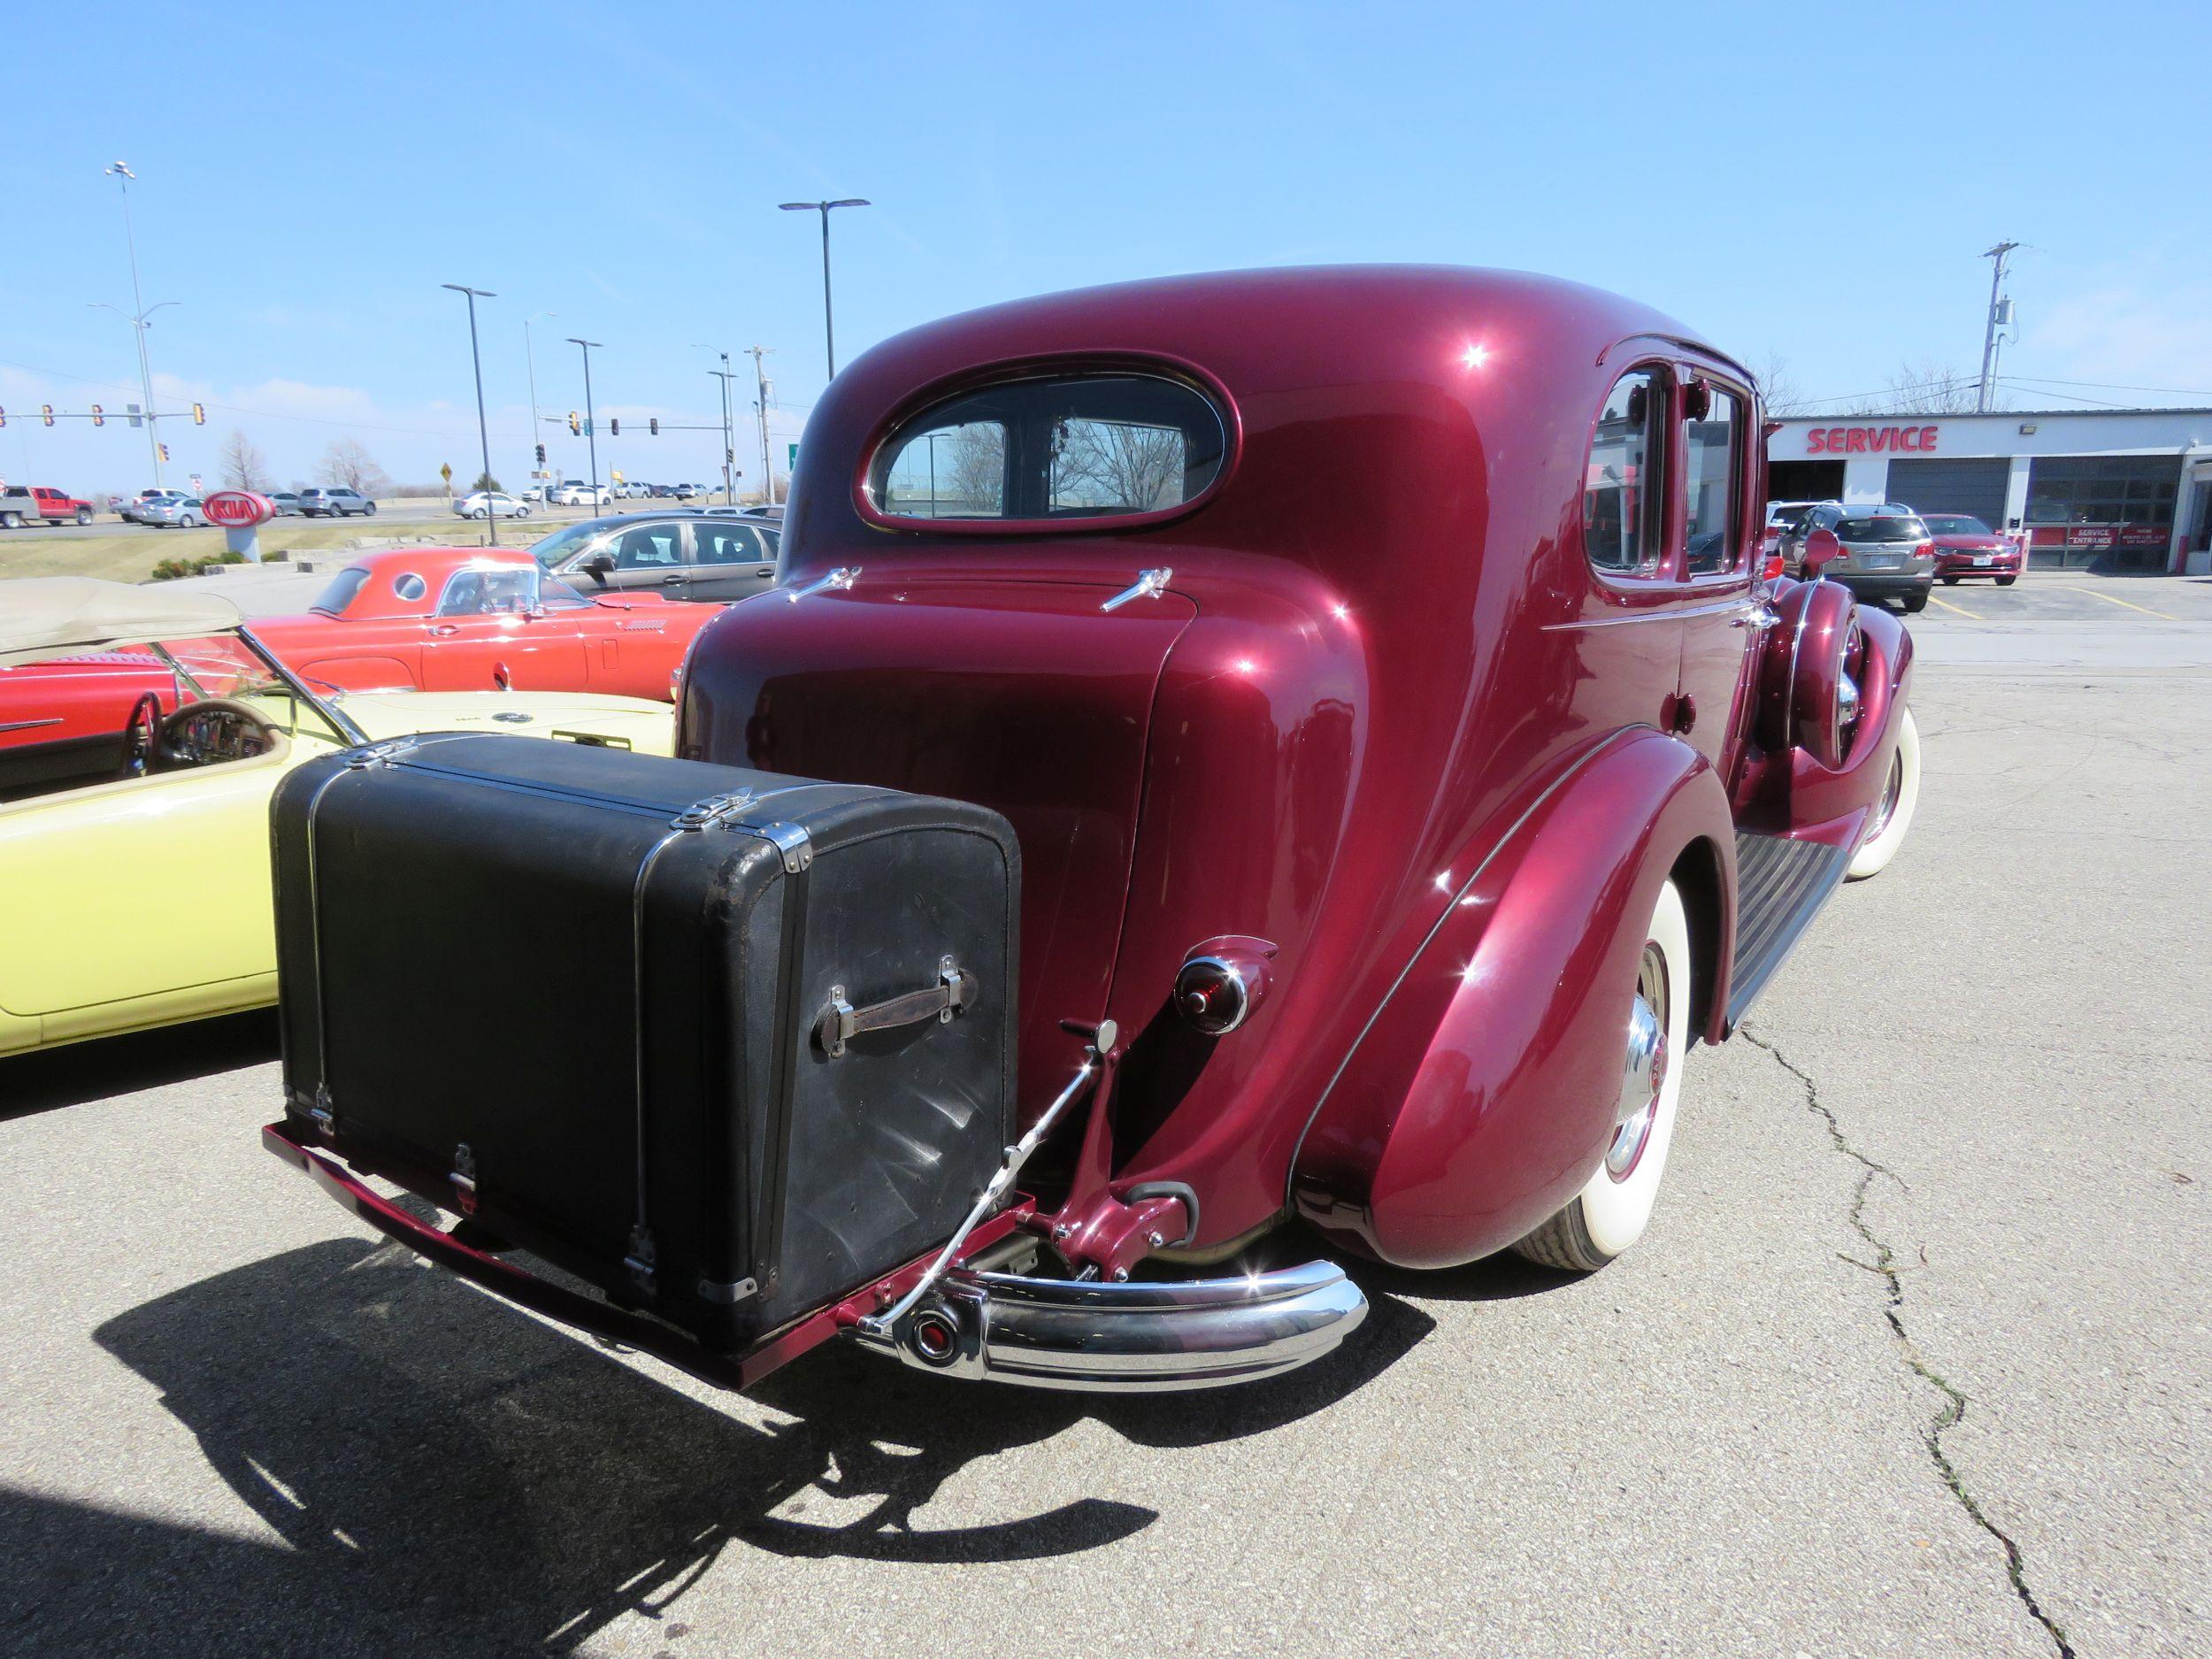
[0,487,96,528]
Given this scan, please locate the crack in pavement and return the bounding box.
[1740,1027,2078,1659]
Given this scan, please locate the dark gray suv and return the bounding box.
[528,511,780,603]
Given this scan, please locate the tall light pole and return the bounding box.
[778,198,869,379]
[443,284,500,546]
[710,362,740,504]
[747,345,775,504]
[103,162,167,488]
[1976,241,2020,414]
[569,337,603,504]
[525,311,554,491]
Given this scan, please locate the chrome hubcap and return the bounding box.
[1606,943,1669,1180]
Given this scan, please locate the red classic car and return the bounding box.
[266,267,1919,1395]
[250,547,725,702]
[1922,513,2023,586]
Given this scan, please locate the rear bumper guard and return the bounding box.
[847,1259,1368,1392]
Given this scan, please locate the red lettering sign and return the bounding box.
[1797,424,1940,457]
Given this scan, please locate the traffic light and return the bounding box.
[567,411,580,435]
[535,443,546,465]
[42,404,54,426]
[726,448,734,464]
[191,402,205,426]
[0,407,6,428]
[90,404,104,426]
[609,418,619,437]
[157,442,170,462]
[649,417,659,437]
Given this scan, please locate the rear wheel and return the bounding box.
[1847,707,1920,880]
[1510,879,1691,1273]
[363,502,377,517]
[1940,573,1959,585]
[0,511,21,529]
[1902,592,1928,613]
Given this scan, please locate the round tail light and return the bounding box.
[1172,939,1275,1035]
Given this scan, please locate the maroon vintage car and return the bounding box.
[265,266,1918,1394]
[1922,512,2023,586]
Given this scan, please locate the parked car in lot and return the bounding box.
[1922,512,2021,586]
[1762,499,1822,560]
[130,495,208,529]
[265,491,303,517]
[1789,502,1937,611]
[0,577,673,1056]
[453,490,531,520]
[552,481,612,507]
[298,487,376,518]
[529,511,780,603]
[263,266,1919,1402]
[0,487,96,528]
[250,546,721,700]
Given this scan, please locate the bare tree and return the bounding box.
[1751,350,1815,417]
[318,437,393,496]
[941,425,1005,515]
[1872,358,1980,415]
[218,428,272,492]
[1050,419,1186,511]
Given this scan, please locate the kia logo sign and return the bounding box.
[203,490,276,527]
[1804,425,1939,456]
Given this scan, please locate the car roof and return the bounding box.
[0,576,242,666]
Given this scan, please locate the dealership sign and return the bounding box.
[1804,424,1941,455]
[202,491,276,528]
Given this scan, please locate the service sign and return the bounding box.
[203,490,276,529]
[1803,424,1941,455]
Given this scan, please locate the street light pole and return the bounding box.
[569,338,603,505]
[526,311,554,493]
[443,284,500,546]
[104,163,165,488]
[710,362,739,504]
[1976,241,2020,414]
[778,198,869,379]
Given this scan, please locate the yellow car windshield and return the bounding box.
[153,634,357,747]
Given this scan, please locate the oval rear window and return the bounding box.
[865,371,1227,526]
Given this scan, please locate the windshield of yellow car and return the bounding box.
[150,634,357,746]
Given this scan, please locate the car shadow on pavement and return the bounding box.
[0,1010,279,1123]
[28,1234,1431,1655]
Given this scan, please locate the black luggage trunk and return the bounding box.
[270,733,1018,1352]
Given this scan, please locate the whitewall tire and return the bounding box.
[1847,706,1920,880]
[1510,879,1692,1272]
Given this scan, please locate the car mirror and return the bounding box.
[1802,527,1842,573]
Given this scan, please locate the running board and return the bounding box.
[1725,831,1852,1028]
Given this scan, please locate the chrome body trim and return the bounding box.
[850,1258,1369,1392]
[783,565,859,603]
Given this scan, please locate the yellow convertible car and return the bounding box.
[0,578,676,1056]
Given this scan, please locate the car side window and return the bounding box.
[1682,382,1742,577]
[1584,368,1665,573]
[612,525,682,570]
[694,524,764,565]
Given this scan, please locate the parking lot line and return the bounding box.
[2040,585,2178,620]
[1926,593,1983,619]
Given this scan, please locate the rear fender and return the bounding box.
[1291,728,1734,1269]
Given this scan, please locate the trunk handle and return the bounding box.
[816,956,975,1057]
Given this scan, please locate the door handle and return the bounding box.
[660,573,684,584]
[1732,603,1780,631]
[430,624,460,636]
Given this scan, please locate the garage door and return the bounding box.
[1886,457,2010,527]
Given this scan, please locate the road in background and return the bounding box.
[1,602,2206,1658]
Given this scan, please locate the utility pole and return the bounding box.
[709,358,740,504]
[746,345,775,504]
[569,337,603,504]
[102,163,166,488]
[1976,242,2020,413]
[778,198,869,378]
[443,284,499,545]
[526,311,554,489]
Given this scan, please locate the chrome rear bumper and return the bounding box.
[849,1258,1368,1391]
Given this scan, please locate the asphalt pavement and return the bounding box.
[2,590,2207,1657]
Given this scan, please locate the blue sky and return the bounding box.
[4,0,2208,496]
